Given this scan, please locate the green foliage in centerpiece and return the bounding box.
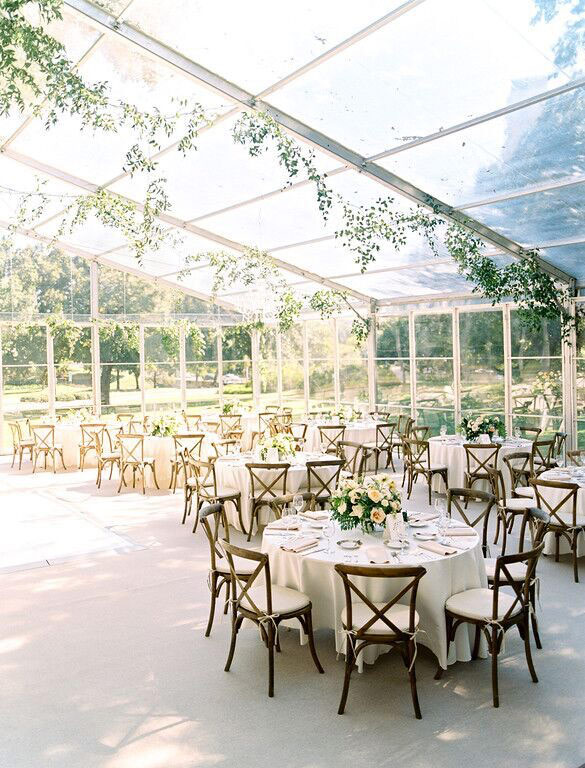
[330,474,401,534]
[460,415,505,441]
[257,433,295,461]
[150,413,181,437]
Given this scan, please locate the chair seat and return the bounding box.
[341,602,419,635]
[445,587,521,621]
[514,486,534,499]
[430,465,448,472]
[215,557,257,575]
[19,439,34,446]
[484,558,527,582]
[243,585,311,615]
[123,457,155,464]
[100,452,120,460]
[551,513,585,528]
[499,498,533,511]
[362,441,387,450]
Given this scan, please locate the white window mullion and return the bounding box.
[333,318,341,408]
[408,311,416,420]
[46,325,56,418]
[303,321,310,414]
[503,304,513,436]
[179,325,187,412]
[139,324,146,415]
[276,331,283,407]
[217,325,223,408]
[452,308,461,427]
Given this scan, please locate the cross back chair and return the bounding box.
[503,451,531,496]
[212,438,239,457]
[553,431,567,465]
[337,441,367,479]
[31,424,67,473]
[403,437,448,504]
[198,502,257,637]
[447,487,495,556]
[306,458,344,508]
[393,415,414,462]
[245,462,290,541]
[117,433,158,494]
[410,425,430,441]
[362,422,396,472]
[264,405,280,413]
[8,420,34,469]
[486,506,550,650]
[519,426,542,441]
[318,424,346,455]
[463,442,500,496]
[269,492,316,520]
[272,412,293,433]
[169,433,205,492]
[95,432,120,488]
[335,563,426,719]
[567,449,585,466]
[435,542,545,708]
[487,467,535,544]
[290,422,308,450]
[221,539,323,698]
[183,457,244,534]
[182,412,202,432]
[258,412,275,434]
[218,413,243,440]
[530,437,556,477]
[530,477,583,582]
[79,423,106,470]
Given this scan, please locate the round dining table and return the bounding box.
[262,518,487,670]
[536,467,585,557]
[428,435,533,494]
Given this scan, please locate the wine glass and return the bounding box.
[293,493,304,518]
[323,518,336,555]
[440,424,447,438]
[514,426,521,441]
[282,505,293,538]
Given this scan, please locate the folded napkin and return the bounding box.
[301,510,330,521]
[281,537,319,553]
[418,541,457,556]
[266,519,301,531]
[365,546,390,564]
[446,527,476,537]
[409,512,439,523]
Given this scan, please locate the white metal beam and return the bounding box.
[61,0,573,284]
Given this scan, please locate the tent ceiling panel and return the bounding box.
[541,243,585,281]
[124,0,406,94]
[332,261,471,299]
[35,213,128,254]
[378,87,585,209]
[269,0,573,156]
[463,181,585,247]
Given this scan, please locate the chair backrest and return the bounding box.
[491,543,545,621]
[554,431,567,461]
[290,422,308,441]
[334,563,426,638]
[463,442,500,476]
[273,412,293,431]
[173,433,205,461]
[375,422,396,451]
[80,423,106,448]
[269,492,315,519]
[245,462,289,503]
[220,539,272,616]
[403,417,415,437]
[8,421,21,448]
[265,405,280,413]
[190,459,219,497]
[411,425,430,440]
[486,467,507,506]
[337,441,366,477]
[281,407,293,415]
[567,449,585,466]
[31,424,55,449]
[530,438,556,475]
[396,414,408,435]
[318,424,346,453]
[116,412,134,421]
[18,418,31,438]
[258,412,274,433]
[447,487,495,554]
[118,433,145,462]
[519,426,542,441]
[499,506,550,557]
[199,502,229,571]
[530,478,580,529]
[212,438,239,457]
[219,413,242,437]
[403,437,430,472]
[502,451,531,491]
[306,458,344,499]
[183,413,202,432]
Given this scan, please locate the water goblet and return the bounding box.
[323,519,336,555]
[514,427,521,441]
[440,424,447,438]
[293,493,304,518]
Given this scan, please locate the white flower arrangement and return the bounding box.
[460,415,505,441]
[257,432,296,461]
[330,473,402,533]
[222,400,240,415]
[150,413,181,437]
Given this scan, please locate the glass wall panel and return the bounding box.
[459,311,504,421]
[510,312,563,437]
[186,327,219,411]
[414,314,454,434]
[54,327,93,417]
[144,327,180,412]
[281,326,304,416]
[576,317,585,447]
[338,319,368,405]
[375,316,410,414]
[99,324,141,416]
[258,328,278,407]
[222,327,252,407]
[307,320,334,410]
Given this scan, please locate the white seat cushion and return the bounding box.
[341,602,418,635]
[484,557,527,582]
[445,587,521,621]
[554,513,585,528]
[100,452,119,460]
[19,439,34,446]
[215,556,257,575]
[242,585,310,615]
[500,498,533,511]
[514,487,534,499]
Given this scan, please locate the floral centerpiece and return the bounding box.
[222,400,240,415]
[257,433,295,461]
[150,413,181,437]
[460,415,505,442]
[333,406,360,423]
[330,474,401,534]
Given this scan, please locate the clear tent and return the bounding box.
[0,0,584,310]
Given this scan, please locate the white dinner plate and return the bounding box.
[408,521,429,528]
[337,539,362,550]
[413,532,437,541]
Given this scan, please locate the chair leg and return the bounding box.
[234,498,247,539]
[523,617,538,683]
[555,532,560,563]
[491,626,499,708]
[117,464,125,493]
[11,449,16,468]
[18,448,23,471]
[530,584,542,650]
[32,450,38,473]
[304,611,324,674]
[247,503,255,542]
[427,475,432,506]
[205,572,218,637]
[169,463,176,492]
[573,533,579,583]
[338,643,354,714]
[267,626,276,698]
[151,463,160,490]
[407,639,422,719]
[224,610,240,673]
[472,624,481,660]
[182,487,191,525]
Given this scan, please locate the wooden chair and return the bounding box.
[485,506,550,649]
[8,421,34,469]
[530,477,584,582]
[447,487,495,556]
[306,458,344,508]
[362,422,396,472]
[519,426,542,441]
[463,442,500,496]
[435,542,545,708]
[567,449,585,466]
[392,415,413,461]
[411,425,430,440]
[31,424,67,473]
[169,433,205,492]
[219,413,243,441]
[269,492,316,519]
[318,424,346,455]
[182,412,201,432]
[290,422,308,450]
[337,441,367,478]
[265,405,280,413]
[78,423,106,470]
[403,437,448,505]
[212,438,239,458]
[95,433,120,488]
[552,431,567,466]
[335,563,426,719]
[221,539,324,697]
[488,467,535,544]
[530,437,556,477]
[245,463,290,541]
[502,452,531,496]
[258,412,274,434]
[183,457,244,534]
[198,502,256,637]
[117,434,158,494]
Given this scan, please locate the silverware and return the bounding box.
[300,546,326,557]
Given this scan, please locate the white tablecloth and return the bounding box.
[214,452,336,532]
[304,420,378,453]
[203,412,259,450]
[538,468,585,557]
[429,436,532,494]
[262,521,487,669]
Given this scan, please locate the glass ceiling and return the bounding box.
[1,0,584,316]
